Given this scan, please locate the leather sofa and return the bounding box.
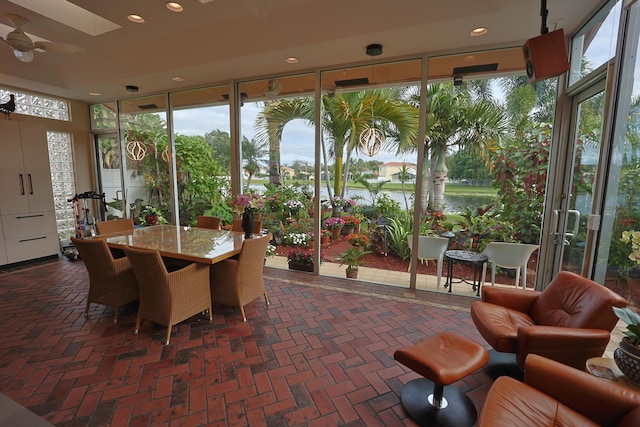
[477,354,640,427]
[471,270,628,370]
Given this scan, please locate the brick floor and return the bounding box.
[0,257,493,426]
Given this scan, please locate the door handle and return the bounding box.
[28,173,33,194]
[19,173,25,195]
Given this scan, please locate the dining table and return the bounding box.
[95,224,258,264]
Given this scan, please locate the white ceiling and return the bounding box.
[0,0,605,103]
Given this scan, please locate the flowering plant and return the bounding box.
[346,199,357,207]
[342,215,361,226]
[287,248,322,265]
[321,229,332,238]
[347,233,369,247]
[283,232,311,247]
[285,199,303,209]
[231,193,264,215]
[321,200,332,209]
[265,244,276,258]
[324,217,345,230]
[621,230,640,264]
[331,196,347,207]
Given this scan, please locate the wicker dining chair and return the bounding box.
[95,218,135,235]
[71,237,139,323]
[231,219,262,234]
[196,216,221,230]
[209,233,271,321]
[123,246,212,345]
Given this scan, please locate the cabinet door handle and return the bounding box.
[19,173,25,195]
[28,173,33,194]
[19,236,47,243]
[16,214,44,219]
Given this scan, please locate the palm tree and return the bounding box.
[242,136,268,188]
[402,83,509,213]
[255,89,418,200]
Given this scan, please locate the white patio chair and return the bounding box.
[481,242,539,288]
[407,235,449,289]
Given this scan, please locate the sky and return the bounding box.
[172,101,415,168]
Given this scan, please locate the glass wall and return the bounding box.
[117,95,169,224]
[170,85,232,225]
[595,0,640,307]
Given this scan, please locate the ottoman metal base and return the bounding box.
[484,350,524,381]
[400,378,477,427]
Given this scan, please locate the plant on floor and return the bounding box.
[287,247,322,265]
[324,217,345,230]
[337,247,371,278]
[614,306,640,346]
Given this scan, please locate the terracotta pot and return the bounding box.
[332,228,342,241]
[321,235,331,245]
[346,268,358,279]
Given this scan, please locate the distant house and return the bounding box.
[281,166,295,179]
[378,162,417,183]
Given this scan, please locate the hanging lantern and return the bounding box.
[359,126,385,157]
[126,139,146,161]
[359,101,385,157]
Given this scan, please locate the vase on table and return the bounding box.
[242,212,254,239]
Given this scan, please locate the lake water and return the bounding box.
[251,185,496,214]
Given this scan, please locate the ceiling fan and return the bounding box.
[1,13,85,63]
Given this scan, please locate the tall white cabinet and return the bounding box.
[0,120,58,265]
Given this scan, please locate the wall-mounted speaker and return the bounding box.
[522,29,570,83]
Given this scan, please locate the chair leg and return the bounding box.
[514,267,521,288]
[84,300,91,318]
[165,325,172,345]
[208,305,213,322]
[113,306,119,323]
[240,306,247,322]
[134,316,141,334]
[264,293,270,306]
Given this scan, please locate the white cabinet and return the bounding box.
[0,120,58,265]
[0,121,55,214]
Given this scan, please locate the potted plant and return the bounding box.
[285,199,303,218]
[613,306,640,384]
[324,217,345,241]
[138,205,168,226]
[231,193,265,238]
[330,196,347,215]
[347,233,369,250]
[287,247,318,272]
[341,215,360,235]
[321,229,331,245]
[343,198,356,212]
[337,247,371,279]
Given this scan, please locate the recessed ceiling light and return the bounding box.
[166,2,183,12]
[89,92,100,96]
[128,14,145,24]
[286,57,298,64]
[172,76,184,82]
[470,27,487,37]
[463,55,476,62]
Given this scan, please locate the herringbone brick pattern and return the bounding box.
[0,258,493,426]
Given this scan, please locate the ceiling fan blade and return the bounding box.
[34,41,85,54]
[6,13,29,30]
[243,0,268,18]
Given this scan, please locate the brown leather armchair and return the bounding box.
[477,354,640,427]
[471,271,627,372]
